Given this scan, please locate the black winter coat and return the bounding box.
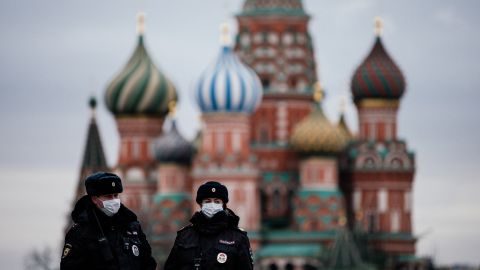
[60,195,157,270]
[164,209,254,270]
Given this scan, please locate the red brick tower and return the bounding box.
[235,0,317,227]
[342,18,416,263]
[150,103,195,264]
[290,84,348,232]
[104,13,177,220]
[192,24,263,236]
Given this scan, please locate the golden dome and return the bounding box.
[290,104,347,155]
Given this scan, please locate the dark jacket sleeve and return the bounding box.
[236,232,254,270]
[60,224,88,270]
[136,223,157,270]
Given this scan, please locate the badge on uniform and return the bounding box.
[132,245,140,256]
[62,244,72,259]
[217,252,227,264]
[219,239,235,245]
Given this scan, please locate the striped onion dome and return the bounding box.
[291,104,347,155]
[351,19,405,102]
[105,13,177,117]
[154,120,193,165]
[241,0,307,17]
[195,24,263,114]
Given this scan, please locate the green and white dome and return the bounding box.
[105,13,177,117]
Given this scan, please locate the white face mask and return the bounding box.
[100,198,121,217]
[201,202,223,218]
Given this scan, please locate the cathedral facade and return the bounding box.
[74,1,418,269]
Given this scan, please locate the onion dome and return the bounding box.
[240,0,307,17]
[154,108,193,165]
[351,17,405,102]
[105,13,177,117]
[291,83,347,155]
[195,23,263,114]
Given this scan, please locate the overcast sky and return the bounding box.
[1,0,479,269]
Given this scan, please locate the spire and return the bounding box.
[82,96,107,170]
[66,97,109,232]
[327,217,375,270]
[337,96,353,140]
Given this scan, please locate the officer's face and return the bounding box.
[92,193,120,209]
[201,198,223,205]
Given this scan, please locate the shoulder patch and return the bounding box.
[62,244,72,259]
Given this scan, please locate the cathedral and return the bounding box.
[73,1,421,269]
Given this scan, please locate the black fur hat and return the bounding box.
[196,181,228,204]
[85,172,123,196]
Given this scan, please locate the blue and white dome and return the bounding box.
[195,26,263,114]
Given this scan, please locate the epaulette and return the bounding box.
[177,224,193,234]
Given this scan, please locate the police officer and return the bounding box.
[164,181,254,270]
[60,172,157,270]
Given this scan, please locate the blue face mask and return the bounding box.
[101,198,121,217]
[201,202,223,218]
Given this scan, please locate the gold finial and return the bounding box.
[313,81,324,103]
[220,22,231,46]
[374,16,383,36]
[136,12,145,35]
[168,100,177,116]
[340,95,347,114]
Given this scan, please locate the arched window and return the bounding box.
[391,158,403,169]
[258,124,270,144]
[260,190,267,214]
[364,157,375,168]
[261,78,271,89]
